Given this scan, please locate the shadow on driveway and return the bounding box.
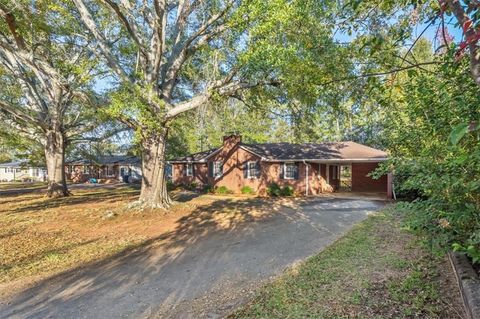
[0,197,385,319]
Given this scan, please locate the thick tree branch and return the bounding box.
[72,0,130,83]
[165,75,280,119]
[0,4,26,50]
[0,100,45,129]
[101,0,146,54]
[161,1,233,98]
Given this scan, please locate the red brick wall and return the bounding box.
[351,162,387,192]
[172,149,315,195]
[173,163,208,185]
[172,137,387,195]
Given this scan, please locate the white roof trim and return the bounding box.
[238,145,266,160]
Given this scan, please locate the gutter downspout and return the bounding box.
[303,160,309,196]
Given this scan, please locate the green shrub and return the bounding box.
[187,182,198,190]
[202,184,214,193]
[178,182,198,191]
[241,185,255,195]
[215,185,232,194]
[166,180,176,191]
[267,183,282,197]
[267,183,295,197]
[281,185,294,196]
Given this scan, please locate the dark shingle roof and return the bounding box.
[170,141,387,163]
[241,141,387,161]
[169,148,219,163]
[67,155,140,165]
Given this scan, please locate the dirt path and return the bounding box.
[0,197,384,319]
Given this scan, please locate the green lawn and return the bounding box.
[232,211,464,319]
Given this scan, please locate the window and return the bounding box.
[186,163,193,176]
[246,161,259,178]
[213,161,223,178]
[83,166,88,174]
[165,164,172,180]
[16,168,21,173]
[284,162,297,180]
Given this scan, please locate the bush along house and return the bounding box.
[169,134,393,198]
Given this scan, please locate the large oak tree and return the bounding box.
[0,1,96,196]
[72,0,337,208]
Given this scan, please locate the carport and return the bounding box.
[306,158,393,199]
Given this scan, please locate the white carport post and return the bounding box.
[303,160,309,196]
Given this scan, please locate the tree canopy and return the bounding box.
[0,0,478,261]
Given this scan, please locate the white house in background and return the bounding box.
[0,160,47,182]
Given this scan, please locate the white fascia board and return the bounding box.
[238,145,265,159]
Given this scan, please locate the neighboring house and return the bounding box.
[65,155,142,183]
[170,134,392,197]
[0,160,47,182]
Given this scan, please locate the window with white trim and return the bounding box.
[213,161,223,178]
[186,163,193,176]
[284,162,297,179]
[246,161,258,178]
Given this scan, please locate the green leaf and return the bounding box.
[449,123,469,145]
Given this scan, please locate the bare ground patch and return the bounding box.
[0,184,299,298]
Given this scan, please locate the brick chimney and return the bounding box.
[222,133,242,154]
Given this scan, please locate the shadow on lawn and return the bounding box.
[3,187,140,214]
[0,195,380,319]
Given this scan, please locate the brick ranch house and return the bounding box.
[170,134,392,198]
[65,155,142,183]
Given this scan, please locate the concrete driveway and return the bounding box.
[0,197,384,319]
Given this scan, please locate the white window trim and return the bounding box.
[284,162,296,180]
[186,163,193,177]
[246,161,258,179]
[213,161,223,178]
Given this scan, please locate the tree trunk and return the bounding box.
[44,129,69,197]
[138,129,172,208]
